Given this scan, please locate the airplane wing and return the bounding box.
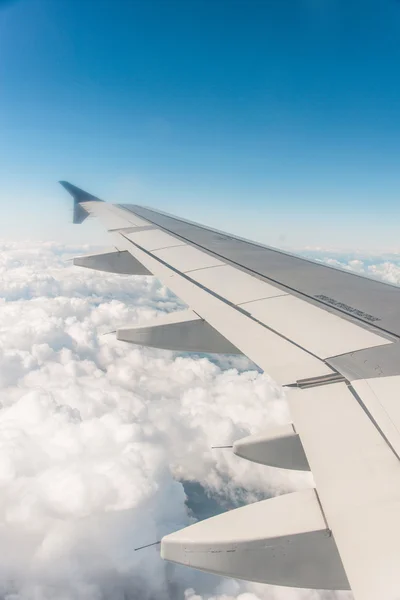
[61,181,400,600]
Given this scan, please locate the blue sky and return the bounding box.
[1,0,400,249]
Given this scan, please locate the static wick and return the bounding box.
[102,330,116,336]
[211,445,233,449]
[134,540,161,552]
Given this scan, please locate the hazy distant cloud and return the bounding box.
[0,240,376,599]
[300,247,400,285]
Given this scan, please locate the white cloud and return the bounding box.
[299,247,400,285]
[0,240,376,600]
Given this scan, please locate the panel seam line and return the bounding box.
[120,233,338,373]
[117,205,397,342]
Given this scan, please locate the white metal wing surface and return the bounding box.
[61,182,400,600]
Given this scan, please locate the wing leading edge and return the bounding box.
[61,182,400,600]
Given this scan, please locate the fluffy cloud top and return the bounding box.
[300,248,400,285]
[0,241,379,600]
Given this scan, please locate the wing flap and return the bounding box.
[190,263,289,304]
[124,228,186,251]
[243,294,389,359]
[152,244,224,272]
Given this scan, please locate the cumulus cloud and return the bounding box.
[0,240,376,600]
[300,247,400,285]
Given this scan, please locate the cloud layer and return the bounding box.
[300,248,400,285]
[0,241,379,600]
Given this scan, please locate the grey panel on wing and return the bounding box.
[120,204,400,339]
[161,489,349,590]
[117,309,241,354]
[73,250,151,275]
[327,342,400,380]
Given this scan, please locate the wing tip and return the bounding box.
[59,181,104,204]
[59,181,103,224]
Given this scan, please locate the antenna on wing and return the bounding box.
[134,541,161,551]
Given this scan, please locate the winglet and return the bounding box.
[59,181,104,224]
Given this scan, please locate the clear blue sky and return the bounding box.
[1,0,400,249]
